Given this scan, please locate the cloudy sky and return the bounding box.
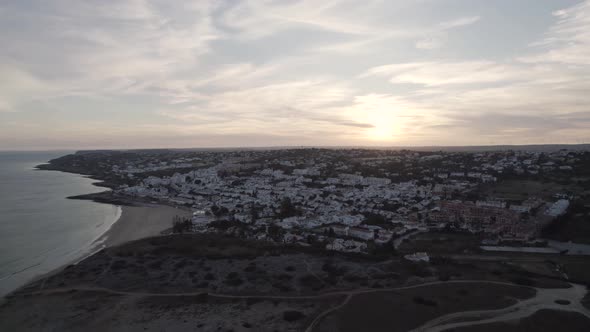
[1,0,589,150]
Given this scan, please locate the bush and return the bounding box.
[438,274,450,281]
[457,289,469,296]
[512,277,535,287]
[275,273,293,281]
[322,262,347,276]
[224,272,244,286]
[195,281,209,288]
[413,296,437,306]
[299,274,324,289]
[273,283,293,292]
[278,198,302,219]
[195,293,209,303]
[148,260,163,269]
[363,212,388,226]
[172,216,192,233]
[283,310,305,322]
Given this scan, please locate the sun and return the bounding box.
[343,95,402,142]
[364,110,401,142]
[369,122,396,141]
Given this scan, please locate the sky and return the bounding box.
[1,0,589,150]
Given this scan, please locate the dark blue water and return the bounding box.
[0,151,120,296]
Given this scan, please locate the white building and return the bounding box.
[476,200,506,209]
[404,252,430,262]
[545,199,570,217]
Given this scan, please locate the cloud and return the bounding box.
[1,0,221,103]
[217,0,391,40]
[520,1,590,66]
[439,16,481,29]
[0,99,14,113]
[0,64,62,112]
[415,34,447,50]
[356,1,590,144]
[1,0,589,148]
[310,116,375,128]
[415,16,480,50]
[155,76,366,140]
[362,61,528,86]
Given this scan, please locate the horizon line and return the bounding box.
[2,142,590,153]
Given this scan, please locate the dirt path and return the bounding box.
[14,280,589,332]
[20,279,532,300]
[410,283,590,332]
[305,294,352,332]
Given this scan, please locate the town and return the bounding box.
[44,148,590,258]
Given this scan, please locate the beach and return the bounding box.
[0,152,122,297]
[0,202,193,300]
[0,154,193,298]
[98,203,193,247]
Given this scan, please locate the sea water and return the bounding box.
[0,151,121,296]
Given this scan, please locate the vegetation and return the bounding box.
[542,199,590,244]
[282,310,305,322]
[172,215,192,233]
[277,197,302,219]
[363,212,388,226]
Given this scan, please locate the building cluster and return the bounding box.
[429,200,544,242]
[55,148,587,254]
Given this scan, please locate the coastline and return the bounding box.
[3,160,191,299]
[35,159,191,248]
[3,203,191,300]
[0,160,122,303]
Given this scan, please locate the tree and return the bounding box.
[267,224,283,241]
[363,212,387,226]
[278,197,300,219]
[211,205,229,218]
[250,205,260,224]
[172,215,192,233]
[328,227,336,237]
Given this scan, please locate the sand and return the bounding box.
[98,204,192,247]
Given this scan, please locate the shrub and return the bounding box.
[413,296,437,306]
[512,277,535,287]
[283,310,305,322]
[224,272,244,286]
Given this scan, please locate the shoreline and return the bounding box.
[3,203,191,300]
[3,161,191,300]
[35,159,192,248]
[0,167,121,299]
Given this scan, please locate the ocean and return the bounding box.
[0,151,121,296]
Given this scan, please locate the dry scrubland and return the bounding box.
[1,233,589,331]
[447,309,590,332]
[0,289,342,332]
[315,282,534,332]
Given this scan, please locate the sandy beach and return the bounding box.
[98,204,193,247]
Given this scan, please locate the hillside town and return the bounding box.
[46,148,590,255]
